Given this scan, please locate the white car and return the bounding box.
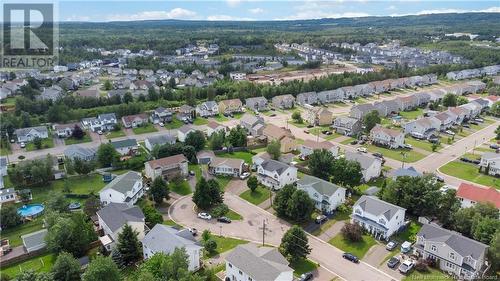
[159,122,164,127]
[20,142,26,148]
[403,144,413,149]
[356,147,367,153]
[97,130,103,135]
[197,212,212,220]
[239,172,250,180]
[398,259,415,274]
[445,130,455,136]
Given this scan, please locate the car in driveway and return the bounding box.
[398,259,415,274]
[350,140,358,145]
[474,118,484,123]
[385,241,398,251]
[444,130,455,136]
[372,152,384,159]
[217,216,232,223]
[188,228,198,236]
[304,129,310,134]
[269,113,277,117]
[159,122,164,127]
[342,252,359,263]
[20,142,26,148]
[239,172,250,180]
[387,256,400,268]
[490,144,499,149]
[470,121,479,125]
[315,215,328,224]
[356,147,367,153]
[299,272,314,281]
[403,144,413,150]
[197,212,212,220]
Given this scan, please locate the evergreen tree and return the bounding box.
[150,176,169,205]
[116,224,142,265]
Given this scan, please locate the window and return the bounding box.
[248,278,252,281]
[449,253,455,260]
[355,209,362,215]
[228,263,232,268]
[431,245,437,251]
[239,270,242,275]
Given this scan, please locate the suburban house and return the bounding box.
[390,166,422,180]
[64,145,97,161]
[345,151,382,182]
[150,107,173,124]
[456,183,500,210]
[144,154,189,180]
[97,203,146,251]
[350,104,376,120]
[38,85,63,101]
[395,96,418,111]
[218,99,243,115]
[459,103,481,119]
[178,105,196,120]
[144,134,176,151]
[75,89,99,98]
[0,188,17,204]
[196,101,219,117]
[369,125,405,149]
[447,107,468,124]
[296,91,318,105]
[196,150,215,164]
[297,175,346,214]
[0,157,7,176]
[262,124,296,153]
[414,223,489,280]
[111,138,138,156]
[177,125,196,142]
[99,171,144,206]
[479,152,500,176]
[225,244,293,281]
[15,126,49,143]
[332,116,363,136]
[255,159,297,190]
[299,140,339,158]
[240,114,265,136]
[97,113,118,131]
[206,121,226,137]
[271,94,295,109]
[245,97,268,112]
[303,105,333,126]
[21,229,48,253]
[53,123,79,138]
[433,112,455,131]
[208,157,244,177]
[373,100,400,117]
[403,117,440,137]
[121,113,149,128]
[352,195,406,239]
[142,225,203,271]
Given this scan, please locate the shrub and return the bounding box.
[341,222,363,242]
[415,259,429,272]
[211,203,229,218]
[204,239,217,255]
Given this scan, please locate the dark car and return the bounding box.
[372,152,384,159]
[307,124,314,128]
[299,272,314,281]
[490,144,499,150]
[472,159,480,165]
[470,121,479,125]
[428,137,439,144]
[460,157,472,163]
[350,140,359,145]
[217,217,232,223]
[342,253,359,263]
[315,215,328,224]
[387,257,400,268]
[269,113,277,117]
[462,124,470,128]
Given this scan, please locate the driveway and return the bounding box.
[169,194,396,281]
[318,220,345,242]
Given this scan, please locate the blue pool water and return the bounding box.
[17,204,45,217]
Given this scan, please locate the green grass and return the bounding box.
[189,164,202,180]
[232,112,244,119]
[289,120,307,128]
[164,118,183,129]
[402,268,450,281]
[440,161,500,189]
[393,221,422,243]
[251,147,267,154]
[163,219,182,228]
[170,180,192,195]
[405,138,441,153]
[64,134,92,145]
[0,218,44,247]
[0,252,55,278]
[225,209,243,221]
[25,138,54,151]
[365,144,426,163]
[214,115,228,122]
[239,185,271,205]
[399,108,424,120]
[0,97,16,106]
[216,151,254,163]
[193,118,209,125]
[214,176,231,190]
[341,137,357,145]
[205,235,249,258]
[132,123,158,134]
[290,259,318,277]
[328,234,378,259]
[105,129,126,139]
[0,146,11,156]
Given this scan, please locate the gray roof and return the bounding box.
[260,159,291,175]
[297,175,344,197]
[0,188,16,196]
[101,171,142,195]
[0,156,7,168]
[178,125,195,134]
[481,152,500,160]
[146,135,176,147]
[354,195,406,221]
[15,126,48,137]
[21,229,48,250]
[352,104,376,114]
[64,145,97,160]
[226,244,292,281]
[142,224,202,254]
[111,138,137,149]
[345,151,381,170]
[246,96,267,103]
[98,113,117,121]
[97,202,144,233]
[391,166,422,178]
[240,113,263,126]
[418,223,488,259]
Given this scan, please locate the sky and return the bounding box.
[27,1,500,22]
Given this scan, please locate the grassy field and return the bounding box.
[205,235,248,258]
[405,138,441,153]
[290,259,318,277]
[402,268,450,281]
[105,129,126,139]
[365,144,426,163]
[193,117,209,125]
[328,234,378,259]
[163,219,182,228]
[239,185,271,205]
[217,151,254,163]
[0,252,55,278]
[1,218,45,247]
[132,124,158,134]
[189,164,202,180]
[440,161,500,189]
[26,138,54,151]
[393,221,422,243]
[214,115,228,122]
[290,120,308,128]
[170,180,192,195]
[399,108,424,120]
[64,134,92,145]
[164,118,183,129]
[215,176,231,190]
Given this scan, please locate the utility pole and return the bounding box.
[262,220,266,246]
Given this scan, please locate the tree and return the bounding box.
[116,224,142,265]
[436,189,461,227]
[279,226,311,263]
[141,204,164,227]
[138,249,191,281]
[457,96,468,106]
[292,111,303,123]
[473,217,500,244]
[185,130,206,151]
[104,80,112,90]
[33,136,43,150]
[273,184,296,217]
[308,149,335,180]
[123,92,133,104]
[490,102,500,117]
[204,239,217,255]
[83,194,100,217]
[362,110,381,133]
[489,231,500,272]
[192,178,223,210]
[247,176,258,192]
[211,203,229,218]
[341,222,363,242]
[17,270,53,281]
[209,130,225,150]
[442,93,457,107]
[150,177,169,205]
[453,202,498,239]
[331,158,362,188]
[82,256,121,281]
[266,140,281,160]
[73,158,95,175]
[287,190,314,223]
[0,204,22,229]
[227,125,247,147]
[431,142,439,152]
[495,125,500,140]
[52,252,82,281]
[72,125,85,139]
[46,193,69,213]
[97,143,119,167]
[148,87,159,101]
[46,212,96,257]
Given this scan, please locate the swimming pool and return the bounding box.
[17,204,45,217]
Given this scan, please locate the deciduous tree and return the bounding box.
[266,139,281,160]
[279,226,311,263]
[52,252,82,281]
[82,256,121,281]
[247,175,258,192]
[150,176,169,205]
[185,130,206,151]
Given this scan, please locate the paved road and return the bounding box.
[169,193,396,281]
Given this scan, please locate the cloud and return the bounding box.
[106,8,197,21]
[248,8,264,14]
[226,0,242,7]
[65,15,90,21]
[276,11,370,20]
[391,6,500,16]
[207,14,255,21]
[387,5,397,11]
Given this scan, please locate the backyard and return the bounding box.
[105,129,126,139]
[164,118,183,129]
[26,138,54,151]
[398,108,424,120]
[170,180,192,195]
[204,235,249,258]
[132,124,158,134]
[289,259,318,276]
[216,151,255,163]
[64,134,92,145]
[439,160,500,188]
[193,117,209,125]
[1,218,45,247]
[0,252,55,278]
[364,144,426,163]
[328,233,378,259]
[239,185,271,205]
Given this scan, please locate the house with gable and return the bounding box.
[144,154,189,180]
[369,125,405,149]
[240,113,265,136]
[345,151,382,182]
[296,91,318,105]
[297,175,346,214]
[299,139,339,158]
[332,116,362,136]
[255,159,297,190]
[208,157,244,177]
[218,98,243,115]
[456,183,500,210]
[245,97,268,112]
[121,113,149,128]
[150,107,173,124]
[99,171,144,206]
[271,94,295,109]
[196,101,219,117]
[15,126,49,143]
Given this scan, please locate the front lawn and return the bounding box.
[225,209,243,221]
[189,164,202,180]
[214,115,228,122]
[132,124,158,134]
[193,118,209,125]
[440,161,500,189]
[170,180,192,195]
[289,120,307,128]
[214,176,231,190]
[405,138,441,153]
[1,218,44,247]
[64,134,92,145]
[328,233,377,259]
[163,219,182,229]
[0,252,55,278]
[365,144,426,163]
[289,259,318,277]
[26,138,54,151]
[239,185,271,205]
[216,151,254,163]
[399,108,424,120]
[205,235,248,258]
[164,118,183,129]
[105,129,126,139]
[402,268,450,281]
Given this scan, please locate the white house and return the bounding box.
[144,134,176,151]
[225,244,293,281]
[110,138,138,156]
[229,72,246,81]
[0,188,17,204]
[403,117,440,136]
[97,203,146,251]
[99,171,144,206]
[14,126,49,143]
[352,195,406,239]
[205,121,226,137]
[297,175,346,214]
[144,154,189,180]
[299,140,339,158]
[142,224,202,271]
[369,125,404,149]
[196,101,219,117]
[255,159,297,190]
[345,151,382,182]
[456,183,500,210]
[177,125,196,142]
[479,152,500,176]
[208,157,244,177]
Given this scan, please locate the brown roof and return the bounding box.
[122,113,148,123]
[210,156,244,168]
[263,124,291,140]
[219,99,242,106]
[54,122,79,130]
[207,121,223,130]
[370,125,402,138]
[146,154,187,169]
[76,89,99,98]
[302,139,335,150]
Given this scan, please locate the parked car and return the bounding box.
[315,215,328,224]
[322,130,332,135]
[97,130,103,135]
[470,121,479,125]
[197,212,212,220]
[472,159,480,165]
[304,129,310,134]
[474,118,484,123]
[356,147,367,153]
[269,113,277,117]
[159,122,164,127]
[239,172,250,180]
[299,272,314,281]
[20,142,26,148]
[428,136,439,144]
[403,144,413,150]
[490,144,499,149]
[387,257,400,268]
[350,140,358,145]
[342,253,359,263]
[189,170,195,176]
[411,132,425,140]
[188,228,198,236]
[400,241,412,253]
[460,157,472,163]
[307,124,314,128]
[445,130,455,136]
[435,175,444,182]
[358,140,366,145]
[217,217,232,223]
[372,152,384,159]
[398,259,415,274]
[462,124,470,128]
[385,241,398,251]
